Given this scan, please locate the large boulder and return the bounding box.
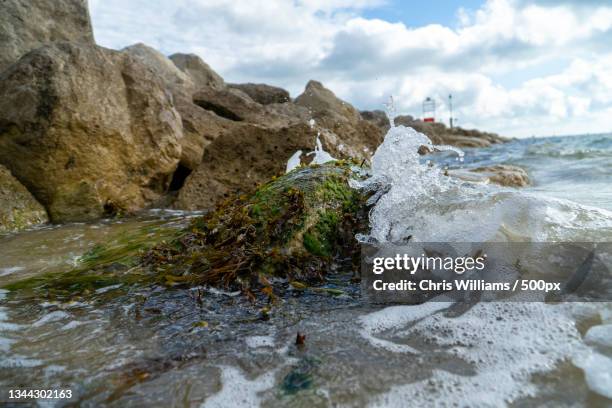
[123,45,251,175]
[123,43,212,172]
[228,83,291,105]
[0,0,94,73]
[295,80,360,123]
[192,86,264,122]
[169,53,225,90]
[123,43,194,93]
[174,81,384,211]
[150,163,366,288]
[0,42,183,222]
[0,164,48,233]
[295,81,383,158]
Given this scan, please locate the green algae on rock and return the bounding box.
[3,162,368,299]
[143,162,368,289]
[3,221,183,300]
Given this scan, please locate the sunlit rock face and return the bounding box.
[0,42,183,222]
[0,0,94,73]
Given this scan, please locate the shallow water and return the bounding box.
[1,133,611,407]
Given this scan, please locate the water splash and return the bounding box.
[307,136,336,165]
[286,119,337,172]
[383,95,397,128]
[352,108,612,243]
[285,150,303,173]
[351,112,465,242]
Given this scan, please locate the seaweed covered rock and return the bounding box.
[4,163,367,298]
[0,164,48,233]
[146,162,367,288]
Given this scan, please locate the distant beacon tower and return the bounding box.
[423,97,436,123]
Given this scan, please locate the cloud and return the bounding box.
[90,0,612,137]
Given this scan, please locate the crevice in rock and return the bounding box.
[168,163,192,192]
[193,99,243,121]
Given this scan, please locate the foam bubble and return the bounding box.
[573,351,612,399]
[367,302,583,406]
[246,335,275,349]
[203,366,277,408]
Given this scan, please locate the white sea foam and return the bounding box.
[203,366,277,408]
[286,119,337,172]
[366,302,583,406]
[32,310,69,327]
[245,335,275,349]
[584,324,612,351]
[359,301,452,353]
[573,350,612,399]
[0,266,25,277]
[308,136,336,165]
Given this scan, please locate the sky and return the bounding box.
[89,0,612,137]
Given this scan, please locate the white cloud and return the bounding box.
[90,0,612,137]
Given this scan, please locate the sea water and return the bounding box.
[0,124,611,406]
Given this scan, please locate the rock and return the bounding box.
[0,164,48,232]
[192,86,264,122]
[228,83,291,105]
[295,80,360,123]
[6,163,367,297]
[0,0,94,73]
[175,119,314,210]
[449,165,529,187]
[123,43,194,92]
[360,110,390,130]
[0,42,183,222]
[471,165,530,187]
[169,53,225,90]
[123,44,219,172]
[175,81,383,210]
[150,162,367,287]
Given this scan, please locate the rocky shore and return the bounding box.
[0,0,521,233]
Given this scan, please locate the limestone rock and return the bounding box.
[169,53,225,90]
[123,43,218,171]
[0,0,94,73]
[123,43,194,93]
[0,165,48,232]
[228,83,291,105]
[471,164,530,187]
[295,80,360,123]
[192,87,264,122]
[360,110,390,130]
[175,81,383,211]
[0,42,183,222]
[449,165,529,188]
